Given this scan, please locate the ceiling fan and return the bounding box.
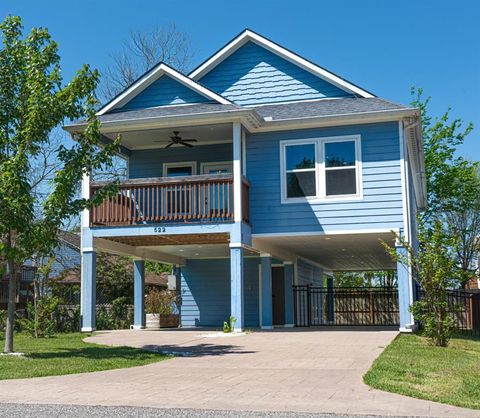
[154,131,198,148]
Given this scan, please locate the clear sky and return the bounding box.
[1,0,479,159]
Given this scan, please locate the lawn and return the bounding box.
[0,332,168,380]
[364,333,480,410]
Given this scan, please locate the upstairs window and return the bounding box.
[324,140,357,196]
[281,135,361,202]
[285,143,316,198]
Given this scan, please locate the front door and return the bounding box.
[201,162,233,215]
[272,266,285,326]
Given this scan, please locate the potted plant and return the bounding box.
[145,289,179,329]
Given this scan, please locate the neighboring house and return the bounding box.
[64,29,426,332]
[50,232,168,294]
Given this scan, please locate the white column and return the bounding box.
[232,122,242,225]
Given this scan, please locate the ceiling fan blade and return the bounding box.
[180,141,194,148]
[181,139,197,142]
[165,142,174,148]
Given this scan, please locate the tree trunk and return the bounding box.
[4,258,16,353]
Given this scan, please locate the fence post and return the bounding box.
[472,293,480,337]
[307,284,311,327]
[327,277,334,324]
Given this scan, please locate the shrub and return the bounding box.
[145,289,176,315]
[223,316,236,333]
[20,296,60,338]
[96,306,115,330]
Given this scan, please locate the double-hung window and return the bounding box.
[281,135,361,202]
[284,142,317,198]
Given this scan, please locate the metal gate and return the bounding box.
[293,285,399,327]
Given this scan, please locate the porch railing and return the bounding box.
[90,174,250,226]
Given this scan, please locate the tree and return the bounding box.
[383,221,457,347]
[101,23,194,101]
[412,88,480,287]
[0,16,119,353]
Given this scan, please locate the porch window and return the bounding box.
[281,135,361,202]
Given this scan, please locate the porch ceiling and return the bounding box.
[106,232,230,247]
[138,243,258,259]
[103,122,232,150]
[252,232,396,271]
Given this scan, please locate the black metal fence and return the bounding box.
[418,289,480,337]
[293,285,399,327]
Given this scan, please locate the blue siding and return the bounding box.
[119,75,212,111]
[199,41,352,106]
[297,259,323,286]
[246,122,404,234]
[180,258,259,327]
[51,242,80,278]
[129,143,232,178]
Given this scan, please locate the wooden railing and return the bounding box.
[90,174,250,226]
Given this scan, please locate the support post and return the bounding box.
[80,250,96,332]
[133,259,145,329]
[327,276,335,324]
[396,244,414,331]
[261,254,273,329]
[230,246,244,332]
[284,262,294,327]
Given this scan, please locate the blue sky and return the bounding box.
[2,0,479,159]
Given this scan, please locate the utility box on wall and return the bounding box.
[167,274,177,291]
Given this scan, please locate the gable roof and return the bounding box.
[189,29,375,99]
[97,63,232,116]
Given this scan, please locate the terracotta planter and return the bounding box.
[159,314,179,328]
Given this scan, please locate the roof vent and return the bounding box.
[263,116,273,122]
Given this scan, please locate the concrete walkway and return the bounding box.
[0,328,477,417]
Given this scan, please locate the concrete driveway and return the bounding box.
[0,328,477,417]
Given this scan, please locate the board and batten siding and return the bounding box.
[128,143,233,178]
[180,258,260,327]
[297,258,324,286]
[246,122,404,234]
[117,75,212,111]
[198,41,352,106]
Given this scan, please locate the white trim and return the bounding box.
[252,228,399,238]
[97,63,231,115]
[233,122,243,223]
[241,128,247,175]
[280,134,362,204]
[81,173,90,229]
[81,327,95,333]
[189,30,374,98]
[162,161,197,177]
[398,121,415,325]
[200,161,233,174]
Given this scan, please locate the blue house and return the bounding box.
[64,29,425,332]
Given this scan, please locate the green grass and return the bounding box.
[0,332,168,380]
[364,333,480,410]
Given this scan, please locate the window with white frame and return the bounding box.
[281,135,361,202]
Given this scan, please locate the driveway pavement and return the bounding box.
[0,328,477,417]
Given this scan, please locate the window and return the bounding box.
[324,140,357,196]
[281,135,361,202]
[284,143,316,198]
[163,162,197,177]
